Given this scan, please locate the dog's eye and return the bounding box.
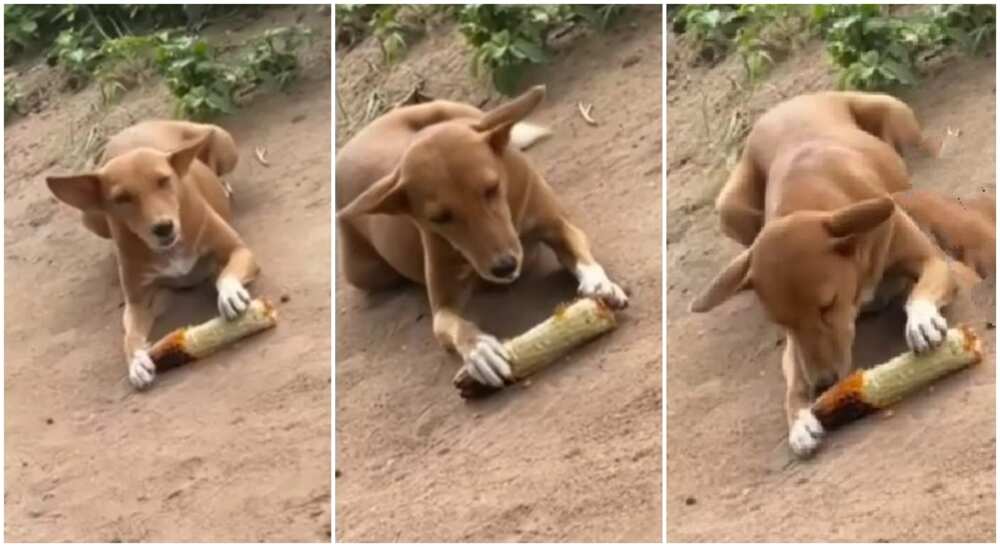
[484,184,499,200]
[157,176,170,188]
[112,192,132,205]
[429,210,453,224]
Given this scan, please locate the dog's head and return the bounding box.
[690,197,896,378]
[46,133,209,252]
[339,86,547,284]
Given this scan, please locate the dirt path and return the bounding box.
[666,35,996,541]
[4,7,331,541]
[335,7,662,542]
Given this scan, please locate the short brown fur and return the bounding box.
[690,91,961,456]
[46,120,258,389]
[336,86,628,388]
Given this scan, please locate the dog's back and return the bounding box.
[745,92,918,218]
[102,120,238,176]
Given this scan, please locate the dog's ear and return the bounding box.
[825,197,895,256]
[337,169,408,218]
[169,132,211,178]
[484,121,516,153]
[46,174,103,211]
[474,85,545,132]
[689,248,753,313]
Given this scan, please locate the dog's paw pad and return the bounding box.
[905,299,948,353]
[128,350,156,390]
[217,277,251,320]
[463,335,512,388]
[788,409,824,457]
[576,264,629,309]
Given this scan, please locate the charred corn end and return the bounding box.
[149,299,278,371]
[812,325,982,430]
[453,297,618,398]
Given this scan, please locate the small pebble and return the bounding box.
[45,418,53,425]
[280,294,291,303]
[335,469,342,478]
[684,496,697,506]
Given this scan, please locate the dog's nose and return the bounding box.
[490,255,518,279]
[151,220,175,238]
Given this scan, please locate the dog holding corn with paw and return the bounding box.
[46,120,258,390]
[690,92,960,457]
[336,86,628,388]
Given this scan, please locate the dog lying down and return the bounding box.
[46,120,258,390]
[690,91,993,457]
[336,86,629,388]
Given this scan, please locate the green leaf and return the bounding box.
[492,63,522,96]
[880,58,917,85]
[511,38,547,64]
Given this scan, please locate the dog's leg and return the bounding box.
[203,213,260,320]
[715,153,764,247]
[849,93,940,158]
[782,336,824,457]
[891,214,957,353]
[122,288,169,389]
[904,256,954,353]
[424,235,512,387]
[337,217,405,291]
[540,218,628,309]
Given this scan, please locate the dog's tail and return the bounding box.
[510,122,552,151]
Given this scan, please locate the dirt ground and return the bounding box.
[4,7,331,541]
[335,7,662,542]
[665,32,996,542]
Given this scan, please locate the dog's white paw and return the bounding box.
[788,409,824,457]
[217,276,251,320]
[128,349,156,390]
[575,263,629,309]
[905,299,948,353]
[463,335,513,388]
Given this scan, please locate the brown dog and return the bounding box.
[336,86,628,387]
[46,120,259,389]
[690,91,958,457]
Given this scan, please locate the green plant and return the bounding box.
[459,5,625,95]
[370,5,408,64]
[154,34,241,119]
[931,4,996,54]
[675,4,995,91]
[48,29,103,88]
[5,80,24,119]
[335,4,379,47]
[673,5,743,59]
[94,34,160,102]
[242,26,313,90]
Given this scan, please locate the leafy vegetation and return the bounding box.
[335,4,627,95]
[5,80,23,119]
[4,5,313,120]
[671,4,996,90]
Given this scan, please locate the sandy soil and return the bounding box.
[335,7,662,542]
[665,31,996,542]
[4,7,331,541]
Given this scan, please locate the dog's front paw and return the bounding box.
[128,349,156,390]
[789,409,824,458]
[217,276,251,320]
[462,335,513,388]
[905,299,948,353]
[576,263,629,309]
